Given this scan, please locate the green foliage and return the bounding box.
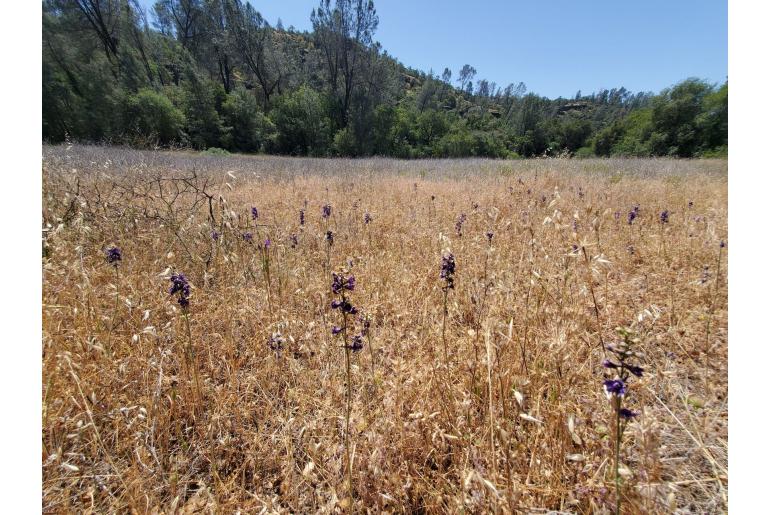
[41,0,727,158]
[201,147,231,156]
[221,88,275,153]
[181,73,226,149]
[124,89,186,145]
[270,86,332,156]
[574,146,594,158]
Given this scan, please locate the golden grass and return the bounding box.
[42,145,727,513]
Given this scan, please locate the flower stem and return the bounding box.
[614,399,622,515]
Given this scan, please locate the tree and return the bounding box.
[124,88,186,144]
[153,0,204,52]
[270,85,332,156]
[457,64,476,94]
[311,0,379,127]
[225,0,284,109]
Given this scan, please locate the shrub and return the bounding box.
[123,88,186,145]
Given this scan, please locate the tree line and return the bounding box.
[43,0,727,158]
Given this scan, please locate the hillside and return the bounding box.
[42,0,727,158]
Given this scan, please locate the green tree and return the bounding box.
[270,85,332,156]
[124,88,186,144]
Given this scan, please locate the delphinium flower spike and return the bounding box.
[602,326,646,514]
[455,214,466,237]
[330,267,365,505]
[440,251,456,363]
[168,272,201,410]
[105,246,122,354]
[105,246,122,266]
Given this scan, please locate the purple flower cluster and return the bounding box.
[619,408,638,420]
[455,214,466,236]
[364,212,372,224]
[251,207,259,220]
[299,209,305,226]
[326,230,334,246]
[211,230,219,241]
[627,205,640,225]
[105,246,122,266]
[349,334,364,351]
[660,210,669,224]
[322,204,332,219]
[440,253,456,290]
[602,327,645,421]
[243,232,253,243]
[603,379,627,398]
[486,231,494,242]
[290,234,298,248]
[331,272,355,294]
[169,273,191,308]
[330,272,365,352]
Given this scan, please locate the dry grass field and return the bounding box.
[42,145,727,513]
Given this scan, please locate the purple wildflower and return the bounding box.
[603,379,627,398]
[486,231,494,242]
[602,360,619,369]
[264,238,271,249]
[619,408,638,420]
[105,246,121,266]
[326,230,334,245]
[626,364,644,378]
[243,232,253,243]
[360,314,371,336]
[322,204,332,219]
[331,273,344,294]
[290,234,298,248]
[440,253,456,290]
[660,210,669,224]
[331,326,342,335]
[720,241,725,248]
[455,214,466,236]
[169,273,191,308]
[299,209,305,226]
[364,212,372,224]
[251,207,258,220]
[211,230,219,241]
[349,334,364,352]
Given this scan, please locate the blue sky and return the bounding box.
[138,0,726,99]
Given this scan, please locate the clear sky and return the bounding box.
[138,0,727,99]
